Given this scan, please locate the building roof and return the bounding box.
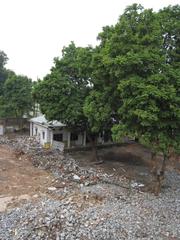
[30,115,66,128]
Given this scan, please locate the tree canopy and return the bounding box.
[34,4,180,163]
[34,42,92,129]
[0,51,33,118]
[0,51,8,96]
[111,4,180,157]
[2,74,33,117]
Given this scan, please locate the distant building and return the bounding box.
[29,115,86,151]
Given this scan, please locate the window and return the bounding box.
[53,133,63,142]
[42,131,45,139]
[35,128,38,135]
[70,133,78,141]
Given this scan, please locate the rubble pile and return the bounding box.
[0,135,180,239]
[0,135,42,153]
[0,135,130,189]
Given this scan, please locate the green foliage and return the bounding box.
[0,51,33,118]
[83,91,111,133]
[34,42,93,131]
[34,73,86,128]
[34,4,180,157]
[0,51,8,96]
[1,74,33,117]
[111,4,180,155]
[159,5,180,67]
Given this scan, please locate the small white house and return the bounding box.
[29,116,86,150]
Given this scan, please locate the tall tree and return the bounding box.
[34,42,102,159]
[110,4,180,192]
[2,74,33,117]
[0,51,8,96]
[34,42,93,125]
[83,24,120,146]
[34,5,180,170]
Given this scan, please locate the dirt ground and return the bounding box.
[0,145,54,212]
[0,141,179,212]
[72,143,180,187]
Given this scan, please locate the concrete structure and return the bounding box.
[0,125,4,135]
[29,116,86,150]
[0,118,29,135]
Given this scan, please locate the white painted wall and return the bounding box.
[30,123,50,146]
[0,125,4,135]
[30,122,87,148]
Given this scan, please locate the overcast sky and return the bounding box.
[0,0,179,80]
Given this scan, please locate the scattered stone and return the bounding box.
[73,174,81,181]
[48,187,57,191]
[0,135,179,240]
[131,181,145,188]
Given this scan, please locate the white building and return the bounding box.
[29,116,86,150]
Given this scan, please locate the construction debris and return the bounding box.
[0,135,180,240]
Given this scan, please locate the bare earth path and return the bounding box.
[0,144,53,212]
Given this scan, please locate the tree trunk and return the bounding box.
[151,152,156,174]
[154,153,167,196]
[161,153,167,175]
[87,134,99,162]
[91,139,99,162]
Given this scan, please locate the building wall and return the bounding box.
[30,123,70,147]
[51,129,84,146]
[0,118,29,133]
[30,122,86,148]
[30,122,50,146]
[52,128,68,142]
[0,125,4,135]
[72,133,84,146]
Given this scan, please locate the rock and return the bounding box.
[73,175,81,181]
[48,187,57,191]
[131,181,145,188]
[0,135,180,240]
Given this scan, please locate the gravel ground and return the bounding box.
[0,135,180,240]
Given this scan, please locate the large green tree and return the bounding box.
[110,4,180,192]
[35,41,118,160]
[34,5,179,171]
[34,42,104,159]
[1,74,33,117]
[34,42,92,126]
[0,51,33,118]
[83,24,120,146]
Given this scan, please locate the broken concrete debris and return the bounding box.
[0,136,132,189]
[0,135,180,240]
